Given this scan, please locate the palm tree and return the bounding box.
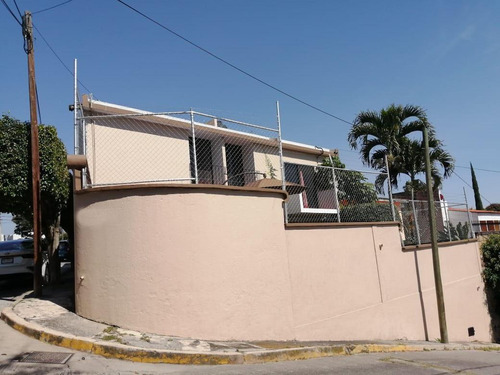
[348,104,454,193]
[374,137,454,195]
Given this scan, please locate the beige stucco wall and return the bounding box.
[86,120,191,185]
[283,149,320,166]
[286,226,489,341]
[75,186,294,340]
[74,186,491,342]
[84,116,325,186]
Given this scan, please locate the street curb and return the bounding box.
[1,307,242,365]
[2,306,500,365]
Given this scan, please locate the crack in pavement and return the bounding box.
[380,356,477,374]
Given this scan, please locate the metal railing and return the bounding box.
[283,162,395,224]
[76,108,282,189]
[396,199,474,246]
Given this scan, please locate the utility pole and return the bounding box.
[23,11,42,297]
[423,124,448,343]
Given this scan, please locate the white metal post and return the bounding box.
[276,101,288,224]
[190,109,199,184]
[464,187,475,239]
[411,196,422,245]
[384,154,396,222]
[444,200,452,242]
[74,59,78,155]
[328,155,341,223]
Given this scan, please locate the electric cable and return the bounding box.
[452,171,491,205]
[33,0,74,15]
[32,23,93,94]
[115,0,353,126]
[455,165,500,174]
[35,84,42,124]
[12,0,21,18]
[1,0,22,26]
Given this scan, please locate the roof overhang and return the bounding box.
[80,95,338,157]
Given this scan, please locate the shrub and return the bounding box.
[339,202,394,223]
[482,234,500,289]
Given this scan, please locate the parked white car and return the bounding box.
[0,239,34,279]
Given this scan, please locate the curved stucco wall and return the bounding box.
[75,185,294,340]
[75,185,491,342]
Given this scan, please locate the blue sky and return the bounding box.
[1,0,500,232]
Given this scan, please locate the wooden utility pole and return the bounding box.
[23,11,42,297]
[423,124,448,343]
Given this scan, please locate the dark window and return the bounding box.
[284,163,319,208]
[189,137,213,184]
[225,144,245,186]
[0,240,33,252]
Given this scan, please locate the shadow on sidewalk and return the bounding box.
[18,263,75,312]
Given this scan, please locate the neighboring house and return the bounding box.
[448,208,500,235]
[80,95,338,216]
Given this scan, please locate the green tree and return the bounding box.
[376,137,454,198]
[486,204,500,211]
[319,156,377,204]
[481,234,500,341]
[482,234,500,289]
[348,104,454,197]
[470,163,484,210]
[0,115,69,282]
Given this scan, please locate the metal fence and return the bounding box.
[75,101,476,238]
[284,163,395,224]
[76,109,282,189]
[396,199,475,246]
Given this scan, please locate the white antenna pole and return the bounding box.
[276,101,288,224]
[74,58,78,155]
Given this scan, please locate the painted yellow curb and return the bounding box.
[2,306,500,365]
[1,307,242,365]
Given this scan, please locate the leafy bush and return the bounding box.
[339,203,394,223]
[438,222,470,242]
[482,234,500,289]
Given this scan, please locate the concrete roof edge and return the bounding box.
[80,95,337,157]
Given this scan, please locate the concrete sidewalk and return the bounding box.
[1,273,500,365]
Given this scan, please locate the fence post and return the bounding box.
[276,101,288,224]
[411,198,422,245]
[443,201,452,242]
[73,59,79,155]
[81,118,87,188]
[190,109,199,184]
[328,155,341,223]
[384,154,396,222]
[464,187,475,239]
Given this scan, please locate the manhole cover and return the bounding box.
[19,352,73,364]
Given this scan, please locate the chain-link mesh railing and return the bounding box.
[77,104,403,226]
[396,199,474,246]
[75,99,85,155]
[77,109,281,188]
[284,163,395,224]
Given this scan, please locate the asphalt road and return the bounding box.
[2,276,500,374]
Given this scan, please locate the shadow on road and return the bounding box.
[0,277,33,302]
[0,263,74,311]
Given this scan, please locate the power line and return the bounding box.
[455,164,500,174]
[12,0,21,18]
[35,84,42,124]
[1,0,22,25]
[33,0,74,15]
[115,0,353,126]
[32,23,93,94]
[452,170,491,205]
